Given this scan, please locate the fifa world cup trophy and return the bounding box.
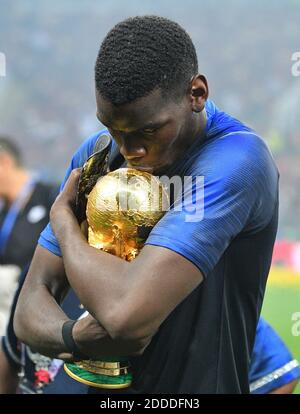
[64,134,169,388]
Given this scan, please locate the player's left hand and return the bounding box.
[58,168,81,209]
[50,168,81,231]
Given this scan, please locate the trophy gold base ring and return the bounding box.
[64,359,132,389]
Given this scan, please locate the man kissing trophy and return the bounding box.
[64,134,169,389]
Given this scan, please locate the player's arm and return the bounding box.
[13,246,73,359]
[14,133,153,359]
[49,137,278,353]
[14,245,156,359]
[49,169,204,346]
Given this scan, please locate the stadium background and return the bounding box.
[0,0,299,393]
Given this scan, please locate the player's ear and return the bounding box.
[189,74,209,113]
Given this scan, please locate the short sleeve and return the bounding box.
[249,318,300,394]
[146,133,278,277]
[38,130,107,257]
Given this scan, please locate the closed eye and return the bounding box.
[141,127,158,135]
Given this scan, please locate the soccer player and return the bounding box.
[14,16,279,393]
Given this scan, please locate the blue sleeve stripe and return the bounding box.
[250,359,300,394]
[38,234,62,257]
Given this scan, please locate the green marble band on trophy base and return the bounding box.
[64,360,133,389]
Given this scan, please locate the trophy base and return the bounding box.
[64,363,132,389]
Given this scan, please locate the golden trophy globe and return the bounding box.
[64,137,169,388]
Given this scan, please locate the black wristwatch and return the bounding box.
[61,320,88,360]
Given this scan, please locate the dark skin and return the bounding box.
[14,75,208,360]
[96,76,208,175]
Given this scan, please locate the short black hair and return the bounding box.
[95,16,198,105]
[0,136,22,165]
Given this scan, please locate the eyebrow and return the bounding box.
[96,113,168,133]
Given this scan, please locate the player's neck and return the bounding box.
[195,107,207,141]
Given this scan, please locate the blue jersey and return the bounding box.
[37,99,279,393]
[39,100,278,270]
[250,318,300,393]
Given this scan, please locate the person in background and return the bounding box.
[0,265,87,394]
[249,317,300,394]
[0,137,58,334]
